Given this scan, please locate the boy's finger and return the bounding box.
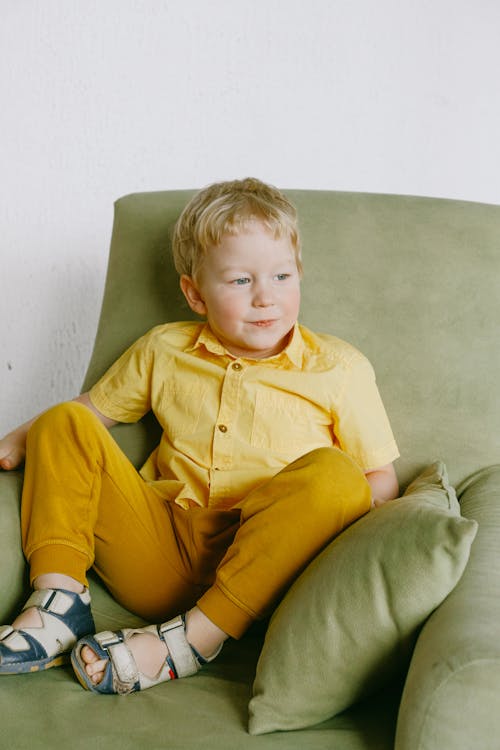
[0,448,23,470]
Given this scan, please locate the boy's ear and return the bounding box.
[180,275,207,316]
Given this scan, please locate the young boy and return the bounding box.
[0,178,399,694]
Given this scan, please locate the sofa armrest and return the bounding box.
[0,471,29,621]
[395,465,500,750]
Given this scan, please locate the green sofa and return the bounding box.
[1,190,499,749]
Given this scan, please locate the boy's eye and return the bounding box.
[232,277,251,285]
[275,273,290,281]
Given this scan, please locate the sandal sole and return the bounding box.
[0,653,70,675]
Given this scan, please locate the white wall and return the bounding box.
[2,0,500,433]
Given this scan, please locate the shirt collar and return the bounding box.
[187,322,304,368]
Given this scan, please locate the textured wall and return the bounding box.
[2,0,500,433]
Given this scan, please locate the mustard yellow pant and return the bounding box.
[21,402,371,638]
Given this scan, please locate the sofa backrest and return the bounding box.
[82,190,500,488]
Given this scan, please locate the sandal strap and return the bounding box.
[93,631,140,688]
[78,615,206,694]
[23,588,91,616]
[93,617,201,685]
[18,589,93,655]
[159,616,200,678]
[0,588,94,673]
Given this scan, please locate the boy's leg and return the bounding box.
[20,401,235,621]
[197,447,372,638]
[1,400,240,678]
[73,446,370,693]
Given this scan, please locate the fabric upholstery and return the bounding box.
[248,462,477,734]
[395,465,500,750]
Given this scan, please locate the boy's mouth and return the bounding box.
[250,320,276,327]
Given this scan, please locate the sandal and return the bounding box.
[71,614,222,695]
[0,588,94,674]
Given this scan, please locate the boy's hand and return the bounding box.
[0,430,27,471]
[365,463,399,508]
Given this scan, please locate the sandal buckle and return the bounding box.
[159,616,184,636]
[95,631,123,650]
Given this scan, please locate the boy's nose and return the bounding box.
[252,283,274,307]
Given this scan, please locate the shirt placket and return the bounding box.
[209,359,244,505]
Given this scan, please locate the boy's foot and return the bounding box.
[81,629,169,685]
[0,588,95,674]
[72,609,226,695]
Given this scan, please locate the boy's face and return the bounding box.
[180,221,301,359]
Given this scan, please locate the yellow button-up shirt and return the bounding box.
[89,322,399,509]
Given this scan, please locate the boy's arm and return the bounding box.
[365,462,399,508]
[73,392,119,429]
[0,392,118,471]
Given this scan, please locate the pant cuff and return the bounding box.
[197,583,256,639]
[28,544,89,588]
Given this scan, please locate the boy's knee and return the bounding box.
[298,447,371,512]
[302,446,365,483]
[28,401,95,438]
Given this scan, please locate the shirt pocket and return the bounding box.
[159,376,209,440]
[250,389,333,455]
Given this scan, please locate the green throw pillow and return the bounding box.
[248,461,478,735]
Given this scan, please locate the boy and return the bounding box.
[0,178,399,694]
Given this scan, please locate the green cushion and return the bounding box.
[248,462,478,735]
[0,472,28,622]
[395,464,500,749]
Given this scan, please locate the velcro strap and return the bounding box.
[160,617,199,678]
[1,631,30,652]
[94,631,124,650]
[23,589,74,617]
[93,630,138,685]
[0,625,15,641]
[0,626,30,652]
[108,641,139,684]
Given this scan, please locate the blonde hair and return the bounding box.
[172,177,302,278]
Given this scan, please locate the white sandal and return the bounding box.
[71,614,222,695]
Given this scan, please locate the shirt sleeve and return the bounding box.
[334,352,399,471]
[88,333,154,423]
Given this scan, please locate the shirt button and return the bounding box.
[232,362,242,371]
[218,424,228,433]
